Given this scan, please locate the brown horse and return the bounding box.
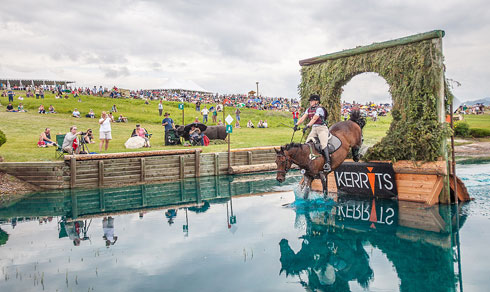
[275,109,365,198]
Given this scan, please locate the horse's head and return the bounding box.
[275,146,292,183]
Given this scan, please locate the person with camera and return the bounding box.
[62,126,83,154]
[82,129,95,144]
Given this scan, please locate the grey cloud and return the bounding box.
[101,66,131,78]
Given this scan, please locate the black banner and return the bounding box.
[334,162,398,198]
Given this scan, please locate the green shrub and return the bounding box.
[469,128,490,138]
[0,130,6,148]
[454,122,470,137]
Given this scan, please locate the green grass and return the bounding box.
[4,91,477,162]
[463,113,490,131]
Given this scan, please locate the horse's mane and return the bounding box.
[283,143,303,151]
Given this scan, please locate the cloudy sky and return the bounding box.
[0,0,488,102]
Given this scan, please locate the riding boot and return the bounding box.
[322,147,332,173]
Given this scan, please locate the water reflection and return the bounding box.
[0,173,301,246]
[280,195,466,292]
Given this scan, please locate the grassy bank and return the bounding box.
[3,91,487,162]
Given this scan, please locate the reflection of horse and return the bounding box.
[275,110,365,198]
[279,212,373,291]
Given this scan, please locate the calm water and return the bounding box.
[0,164,489,292]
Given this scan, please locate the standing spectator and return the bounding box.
[158,99,163,116]
[292,108,299,125]
[40,88,44,99]
[372,109,378,122]
[161,112,175,145]
[212,106,218,123]
[99,111,114,152]
[196,100,201,111]
[235,107,241,128]
[62,126,82,154]
[7,89,14,102]
[35,87,40,99]
[102,217,118,247]
[201,106,209,123]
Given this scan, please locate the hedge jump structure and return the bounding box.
[298,30,468,205]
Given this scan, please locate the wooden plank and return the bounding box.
[65,149,199,161]
[230,163,277,174]
[98,161,104,187]
[230,146,279,152]
[214,153,219,176]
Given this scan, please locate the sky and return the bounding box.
[0,0,489,103]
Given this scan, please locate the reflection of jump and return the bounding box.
[103,217,118,247]
[279,212,373,291]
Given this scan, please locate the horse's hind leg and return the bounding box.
[352,146,360,162]
[319,172,328,199]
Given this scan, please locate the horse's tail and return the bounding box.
[349,109,366,129]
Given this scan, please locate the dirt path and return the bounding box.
[454,140,490,158]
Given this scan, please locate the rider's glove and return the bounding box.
[302,125,310,134]
[293,125,298,131]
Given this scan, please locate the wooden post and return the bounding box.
[228,135,231,174]
[99,189,105,211]
[196,178,202,205]
[70,157,76,188]
[180,155,185,179]
[71,189,78,219]
[141,184,146,207]
[140,158,145,182]
[195,150,201,178]
[247,151,253,165]
[98,160,104,187]
[214,153,219,176]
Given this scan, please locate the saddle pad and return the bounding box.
[327,135,342,153]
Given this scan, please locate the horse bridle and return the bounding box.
[276,153,293,175]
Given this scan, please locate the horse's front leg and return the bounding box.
[303,175,312,200]
[319,172,328,199]
[352,146,360,162]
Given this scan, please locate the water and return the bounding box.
[0,164,489,292]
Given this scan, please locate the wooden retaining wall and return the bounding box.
[0,147,278,190]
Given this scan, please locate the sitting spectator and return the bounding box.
[263,120,268,128]
[131,124,151,147]
[257,120,264,128]
[189,125,204,145]
[72,108,81,118]
[194,117,200,123]
[86,109,95,118]
[145,99,150,105]
[6,103,15,112]
[83,129,95,144]
[17,103,27,112]
[111,104,118,112]
[217,119,224,126]
[18,96,24,101]
[38,128,56,147]
[38,105,46,114]
[48,105,56,113]
[117,114,128,123]
[62,126,82,154]
[247,120,254,128]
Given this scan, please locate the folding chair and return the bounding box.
[55,134,66,158]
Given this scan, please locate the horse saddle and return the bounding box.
[310,134,342,154]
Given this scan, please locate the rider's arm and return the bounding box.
[296,112,308,125]
[307,115,320,127]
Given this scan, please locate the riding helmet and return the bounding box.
[309,94,320,102]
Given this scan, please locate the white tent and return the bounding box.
[156,78,210,93]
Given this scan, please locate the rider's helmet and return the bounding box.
[309,94,320,102]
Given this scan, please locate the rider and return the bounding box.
[294,94,331,172]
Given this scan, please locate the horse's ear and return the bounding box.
[275,147,280,153]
